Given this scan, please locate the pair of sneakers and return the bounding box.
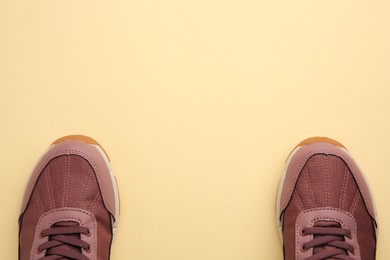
[19,135,378,259]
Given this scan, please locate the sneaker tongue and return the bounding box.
[314,220,340,228]
[46,221,82,256]
[313,220,343,256]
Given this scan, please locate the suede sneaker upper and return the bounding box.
[19,136,119,260]
[277,137,377,260]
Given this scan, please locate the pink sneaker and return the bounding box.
[19,135,119,260]
[277,137,378,260]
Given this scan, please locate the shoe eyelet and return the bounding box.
[86,244,92,253]
[299,228,305,236]
[85,229,91,237]
[300,245,307,252]
[39,232,44,239]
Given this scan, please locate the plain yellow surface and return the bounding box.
[0,0,389,259]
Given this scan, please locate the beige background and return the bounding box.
[0,0,389,259]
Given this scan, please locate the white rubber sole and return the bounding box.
[94,144,120,234]
[276,145,302,242]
